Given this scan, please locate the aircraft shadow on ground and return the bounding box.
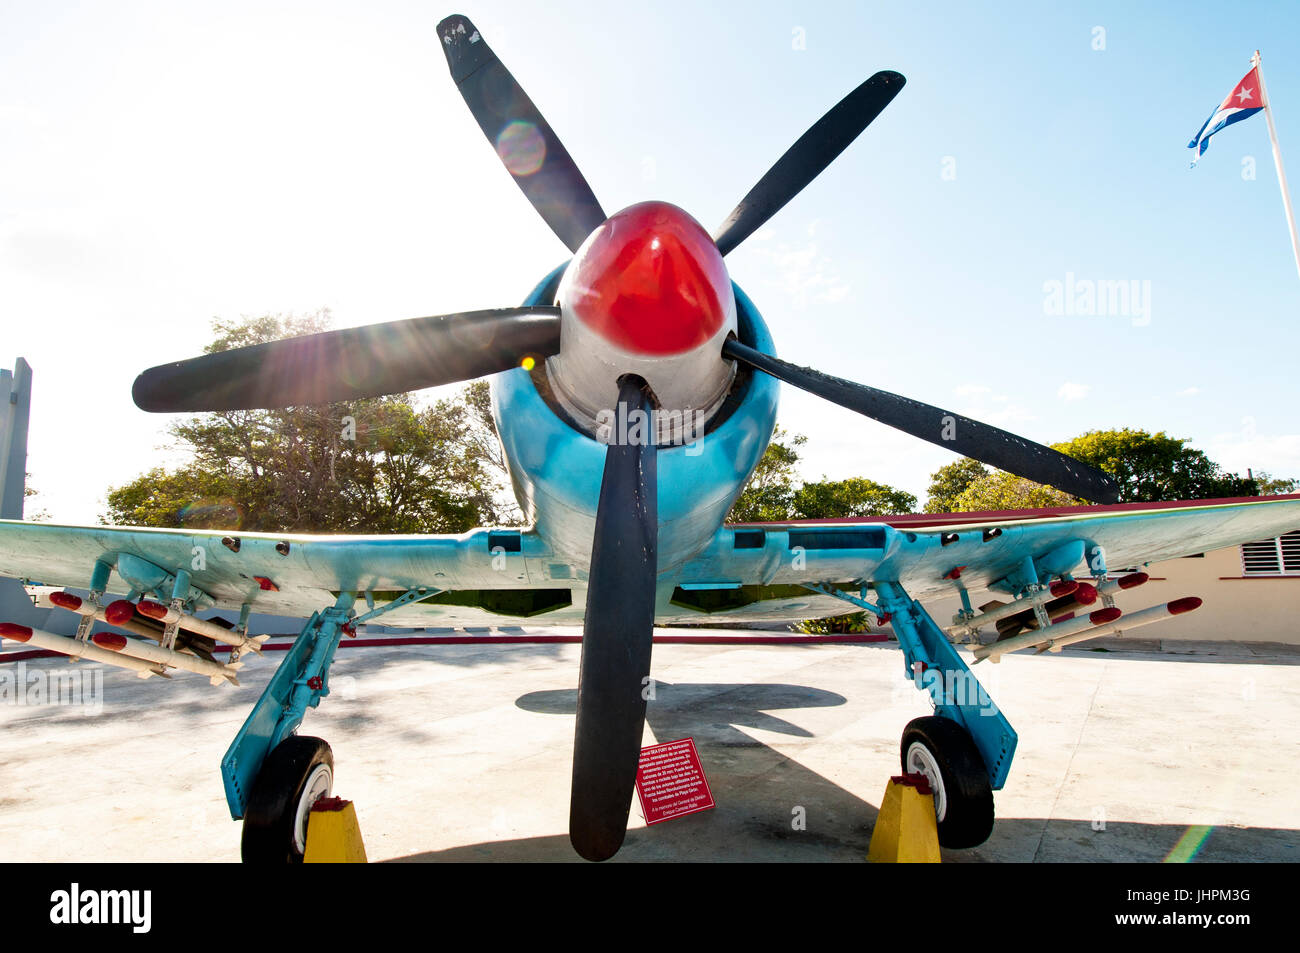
[1050,645,1300,667]
[383,680,1300,863]
[387,818,1300,863]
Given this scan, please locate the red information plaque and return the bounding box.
[635,737,715,825]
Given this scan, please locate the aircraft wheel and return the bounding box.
[241,735,334,863]
[900,716,993,849]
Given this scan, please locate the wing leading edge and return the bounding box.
[4,494,1300,629]
[667,494,1300,621]
[0,521,572,627]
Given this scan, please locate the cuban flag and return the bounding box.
[1188,66,1265,164]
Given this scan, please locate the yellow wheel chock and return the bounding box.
[304,796,368,863]
[867,773,941,863]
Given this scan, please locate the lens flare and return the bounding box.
[1163,824,1214,863]
[177,499,243,529]
[496,120,546,176]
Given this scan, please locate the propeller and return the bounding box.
[438,14,607,253]
[712,71,906,257]
[131,308,561,412]
[569,376,659,861]
[723,338,1121,502]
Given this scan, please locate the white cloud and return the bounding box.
[953,384,991,398]
[1207,427,1300,478]
[958,402,1038,427]
[1176,386,1200,398]
[1057,381,1089,401]
[747,236,852,309]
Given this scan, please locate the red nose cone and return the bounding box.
[566,201,730,356]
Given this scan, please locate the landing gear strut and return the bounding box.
[221,588,442,863]
[805,580,1017,850]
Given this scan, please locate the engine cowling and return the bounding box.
[545,201,737,445]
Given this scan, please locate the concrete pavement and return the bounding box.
[1,630,1296,862]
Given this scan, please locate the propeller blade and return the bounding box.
[723,338,1121,503]
[438,14,606,253]
[132,307,561,412]
[570,376,658,862]
[713,71,905,257]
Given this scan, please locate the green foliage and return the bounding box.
[726,426,807,522]
[22,473,50,522]
[102,313,520,533]
[791,477,916,518]
[104,468,250,530]
[930,429,1266,512]
[205,313,323,354]
[1050,429,1257,502]
[727,484,798,523]
[793,612,871,634]
[923,458,989,513]
[1253,471,1299,495]
[727,427,915,522]
[462,379,522,525]
[952,470,1079,511]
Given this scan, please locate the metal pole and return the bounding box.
[0,358,32,520]
[1254,50,1300,284]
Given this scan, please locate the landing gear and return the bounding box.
[900,716,993,849]
[240,736,334,863]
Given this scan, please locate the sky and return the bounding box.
[3,0,1299,523]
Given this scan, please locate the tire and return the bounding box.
[900,716,994,849]
[241,736,334,863]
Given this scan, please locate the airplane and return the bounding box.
[3,12,1300,863]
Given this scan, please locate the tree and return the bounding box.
[103,313,521,533]
[462,379,523,525]
[952,471,1078,511]
[792,477,916,518]
[1051,429,1257,502]
[726,426,806,522]
[934,428,1263,512]
[22,473,51,520]
[727,426,916,521]
[104,467,252,529]
[1251,471,1298,495]
[924,458,989,513]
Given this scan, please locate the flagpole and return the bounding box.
[1254,50,1300,283]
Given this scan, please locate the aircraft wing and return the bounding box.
[3,493,1300,631]
[664,494,1300,623]
[0,521,569,627]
